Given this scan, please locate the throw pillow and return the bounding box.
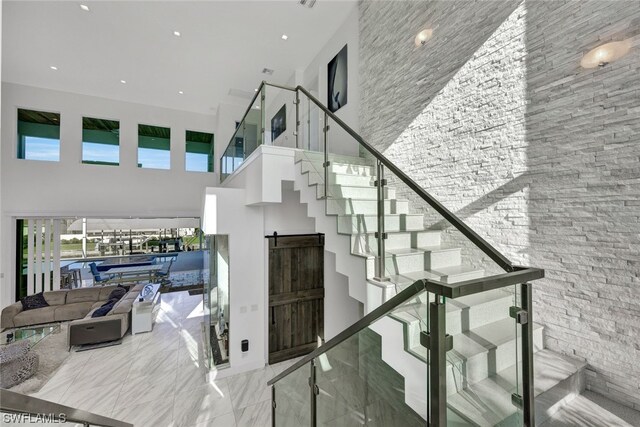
[20,292,50,311]
[91,298,118,318]
[108,287,127,301]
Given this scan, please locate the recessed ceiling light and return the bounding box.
[173,31,181,37]
[178,91,184,95]
[281,34,288,40]
[254,88,258,92]
[120,80,126,84]
[50,66,58,71]
[80,4,90,12]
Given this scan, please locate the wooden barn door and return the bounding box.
[268,233,324,364]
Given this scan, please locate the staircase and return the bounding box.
[292,150,586,426]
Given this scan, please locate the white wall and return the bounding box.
[298,5,360,156]
[0,83,216,307]
[202,188,265,376]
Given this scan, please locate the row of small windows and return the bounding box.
[17,109,214,173]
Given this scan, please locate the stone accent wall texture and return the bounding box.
[359,0,640,409]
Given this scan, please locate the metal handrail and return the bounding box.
[268,266,543,386]
[0,389,133,427]
[295,85,514,272]
[267,279,427,386]
[219,82,514,271]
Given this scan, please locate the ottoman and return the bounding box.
[0,340,39,388]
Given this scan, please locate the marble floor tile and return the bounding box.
[174,362,214,395]
[115,395,176,427]
[72,355,133,388]
[235,399,272,427]
[191,412,237,427]
[226,365,275,410]
[172,381,234,427]
[115,369,178,408]
[59,381,123,418]
[20,290,275,427]
[127,348,179,379]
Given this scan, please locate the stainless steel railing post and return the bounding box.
[374,160,389,281]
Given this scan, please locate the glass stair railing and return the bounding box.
[0,389,132,426]
[220,82,544,426]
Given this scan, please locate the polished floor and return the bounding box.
[22,291,291,427]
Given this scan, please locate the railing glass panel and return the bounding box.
[273,362,312,426]
[264,84,298,149]
[314,311,429,426]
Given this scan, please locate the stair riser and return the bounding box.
[448,328,544,390]
[301,161,375,177]
[534,365,585,425]
[295,153,372,166]
[446,297,514,335]
[319,185,396,200]
[330,174,375,187]
[327,199,409,215]
[351,231,441,253]
[405,298,516,348]
[329,164,375,176]
[366,249,462,277]
[337,215,424,234]
[303,169,375,188]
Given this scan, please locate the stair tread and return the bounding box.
[330,197,409,203]
[408,317,543,362]
[355,245,460,259]
[390,289,513,319]
[389,246,460,255]
[351,230,439,237]
[338,213,422,218]
[447,349,586,426]
[451,317,544,360]
[389,266,485,284]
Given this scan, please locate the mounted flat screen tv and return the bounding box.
[271,105,287,141]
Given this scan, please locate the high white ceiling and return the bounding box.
[2,0,356,115]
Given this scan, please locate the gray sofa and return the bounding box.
[1,284,145,347]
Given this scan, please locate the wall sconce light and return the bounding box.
[581,40,632,68]
[415,29,433,47]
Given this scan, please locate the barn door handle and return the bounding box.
[271,307,276,325]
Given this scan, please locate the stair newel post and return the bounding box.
[429,295,447,427]
[323,111,329,200]
[374,160,389,282]
[522,282,535,426]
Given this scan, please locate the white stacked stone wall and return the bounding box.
[359,0,640,409]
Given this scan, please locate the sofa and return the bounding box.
[1,284,146,347]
